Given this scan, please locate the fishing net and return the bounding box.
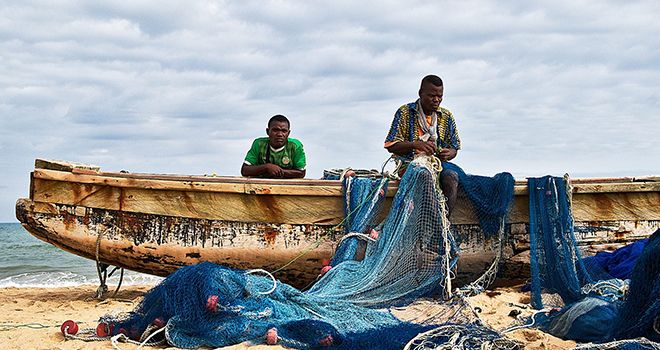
[88,157,520,349]
[329,176,389,266]
[527,175,659,345]
[308,158,456,306]
[528,175,593,309]
[442,162,515,237]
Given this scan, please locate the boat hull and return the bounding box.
[15,160,660,288]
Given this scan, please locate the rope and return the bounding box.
[137,327,166,349]
[94,227,126,299]
[0,322,58,331]
[64,328,109,341]
[381,155,401,180]
[113,267,125,298]
[95,227,109,299]
[111,333,128,349]
[269,239,325,274]
[457,216,507,297]
[337,232,376,244]
[501,309,550,333]
[63,326,166,348]
[245,269,278,295]
[271,175,388,274]
[338,167,353,182]
[412,155,454,299]
[564,173,573,211]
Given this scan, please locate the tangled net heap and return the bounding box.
[527,176,659,347]
[96,157,520,349]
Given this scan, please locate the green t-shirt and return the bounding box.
[244,137,306,170]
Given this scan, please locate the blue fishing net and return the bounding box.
[443,162,515,237]
[612,229,659,342]
[528,176,593,309]
[96,161,448,348]
[100,262,434,349]
[309,161,458,306]
[97,159,521,349]
[527,175,659,345]
[582,238,649,280]
[330,176,389,265]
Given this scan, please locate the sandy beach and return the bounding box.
[0,285,575,350]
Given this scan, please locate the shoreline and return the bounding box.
[0,285,575,349]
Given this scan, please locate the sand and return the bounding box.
[0,285,575,350]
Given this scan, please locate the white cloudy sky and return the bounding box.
[1,0,659,222]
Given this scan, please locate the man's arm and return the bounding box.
[387,141,458,161]
[241,163,305,178]
[437,148,458,161]
[241,163,284,178]
[281,169,306,179]
[386,140,437,156]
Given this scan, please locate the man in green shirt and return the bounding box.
[241,115,307,178]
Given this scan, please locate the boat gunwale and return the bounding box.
[32,167,660,197]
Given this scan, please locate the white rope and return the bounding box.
[564,173,573,211]
[337,232,376,244]
[381,155,400,180]
[111,333,128,349]
[410,155,454,299]
[457,216,507,297]
[501,309,550,333]
[339,167,353,182]
[245,269,277,295]
[572,337,660,350]
[137,327,166,349]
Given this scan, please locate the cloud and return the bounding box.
[1,0,659,221]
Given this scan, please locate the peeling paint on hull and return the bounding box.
[16,198,658,288]
[15,160,660,288]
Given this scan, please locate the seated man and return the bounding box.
[384,75,461,214]
[241,115,306,179]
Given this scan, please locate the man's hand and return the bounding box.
[413,140,437,155]
[262,163,285,178]
[437,148,457,161]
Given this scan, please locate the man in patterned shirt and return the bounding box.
[241,115,306,178]
[384,75,461,214]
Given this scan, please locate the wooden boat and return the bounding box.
[16,159,660,288]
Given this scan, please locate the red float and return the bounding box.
[96,322,113,337]
[206,295,219,312]
[265,327,278,345]
[152,317,165,328]
[60,320,78,335]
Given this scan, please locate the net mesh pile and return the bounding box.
[329,176,389,266]
[528,176,593,309]
[442,162,515,237]
[94,158,522,349]
[527,176,659,346]
[309,159,456,306]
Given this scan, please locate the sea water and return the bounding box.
[0,222,162,288]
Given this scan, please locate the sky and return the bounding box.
[1,0,659,222]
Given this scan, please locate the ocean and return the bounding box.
[0,222,162,288]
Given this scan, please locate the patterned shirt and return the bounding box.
[244,137,306,170]
[384,100,461,161]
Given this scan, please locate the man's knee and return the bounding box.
[440,170,458,189]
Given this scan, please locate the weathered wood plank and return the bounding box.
[35,159,100,172]
[32,178,347,224]
[572,191,660,221]
[34,169,345,196]
[571,182,660,193]
[32,176,660,225]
